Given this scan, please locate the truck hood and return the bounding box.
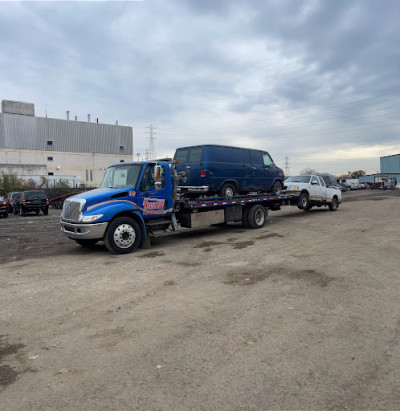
[72,188,134,209]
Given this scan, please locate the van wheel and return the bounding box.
[329,197,339,211]
[271,180,282,195]
[104,217,141,254]
[219,183,236,197]
[247,205,266,229]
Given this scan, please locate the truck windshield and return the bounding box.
[101,164,142,189]
[285,176,311,183]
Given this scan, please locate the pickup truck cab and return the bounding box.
[282,175,342,211]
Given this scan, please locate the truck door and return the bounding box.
[310,175,324,200]
[137,164,173,219]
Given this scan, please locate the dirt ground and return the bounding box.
[1,189,399,410]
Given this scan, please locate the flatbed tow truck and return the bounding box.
[60,160,296,254]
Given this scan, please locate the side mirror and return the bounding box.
[311,181,318,185]
[154,165,162,190]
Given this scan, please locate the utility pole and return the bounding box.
[284,155,290,177]
[145,124,157,161]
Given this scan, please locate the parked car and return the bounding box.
[0,197,8,218]
[14,190,49,216]
[4,191,21,213]
[173,144,285,196]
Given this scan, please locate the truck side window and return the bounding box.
[263,154,274,167]
[140,165,166,191]
[140,166,153,191]
[311,176,320,185]
[318,177,326,186]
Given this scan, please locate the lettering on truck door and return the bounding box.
[137,164,172,217]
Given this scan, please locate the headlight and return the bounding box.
[288,185,299,190]
[81,214,103,222]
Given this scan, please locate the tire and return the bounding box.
[43,207,49,216]
[329,197,339,211]
[14,206,18,215]
[271,180,282,196]
[104,217,141,254]
[247,204,266,229]
[242,207,250,228]
[74,239,99,247]
[36,209,40,215]
[298,192,311,210]
[20,206,26,216]
[218,183,236,197]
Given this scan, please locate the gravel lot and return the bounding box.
[1,189,399,410]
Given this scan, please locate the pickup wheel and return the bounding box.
[43,207,49,216]
[218,183,236,197]
[298,192,311,210]
[74,239,99,247]
[271,180,282,196]
[329,197,339,211]
[247,204,266,229]
[104,217,141,254]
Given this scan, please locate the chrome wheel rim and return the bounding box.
[255,209,265,225]
[225,187,234,197]
[301,196,307,207]
[113,224,136,248]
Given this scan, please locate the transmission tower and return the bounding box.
[284,155,290,176]
[145,124,157,160]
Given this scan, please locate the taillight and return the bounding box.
[9,199,12,203]
[200,170,206,177]
[22,200,26,205]
[46,199,49,204]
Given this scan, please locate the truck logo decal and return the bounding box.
[143,198,165,215]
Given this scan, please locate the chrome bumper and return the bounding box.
[60,219,108,240]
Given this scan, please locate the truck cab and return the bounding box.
[61,161,175,253]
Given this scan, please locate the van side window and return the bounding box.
[175,149,189,163]
[209,147,243,163]
[188,148,203,163]
[263,154,274,166]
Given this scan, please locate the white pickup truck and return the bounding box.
[282,175,342,211]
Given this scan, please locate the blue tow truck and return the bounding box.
[60,160,294,254]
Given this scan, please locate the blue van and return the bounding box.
[173,144,285,196]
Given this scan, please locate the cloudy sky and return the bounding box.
[0,0,399,175]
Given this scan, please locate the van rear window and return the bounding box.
[175,149,188,163]
[188,148,203,163]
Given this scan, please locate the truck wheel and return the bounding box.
[74,239,99,247]
[43,207,49,216]
[271,180,282,195]
[104,217,141,254]
[298,193,311,210]
[20,206,26,216]
[218,183,236,197]
[329,197,339,211]
[242,207,250,228]
[247,204,266,229]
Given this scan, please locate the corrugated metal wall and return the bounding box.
[0,113,133,155]
[381,154,400,174]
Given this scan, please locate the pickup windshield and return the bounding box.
[285,176,311,183]
[101,164,142,189]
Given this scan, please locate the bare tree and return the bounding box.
[300,168,318,175]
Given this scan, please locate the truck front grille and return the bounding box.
[61,198,86,222]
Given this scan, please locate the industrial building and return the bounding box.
[0,99,133,187]
[359,154,400,184]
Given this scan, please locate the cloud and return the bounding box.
[0,0,398,174]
